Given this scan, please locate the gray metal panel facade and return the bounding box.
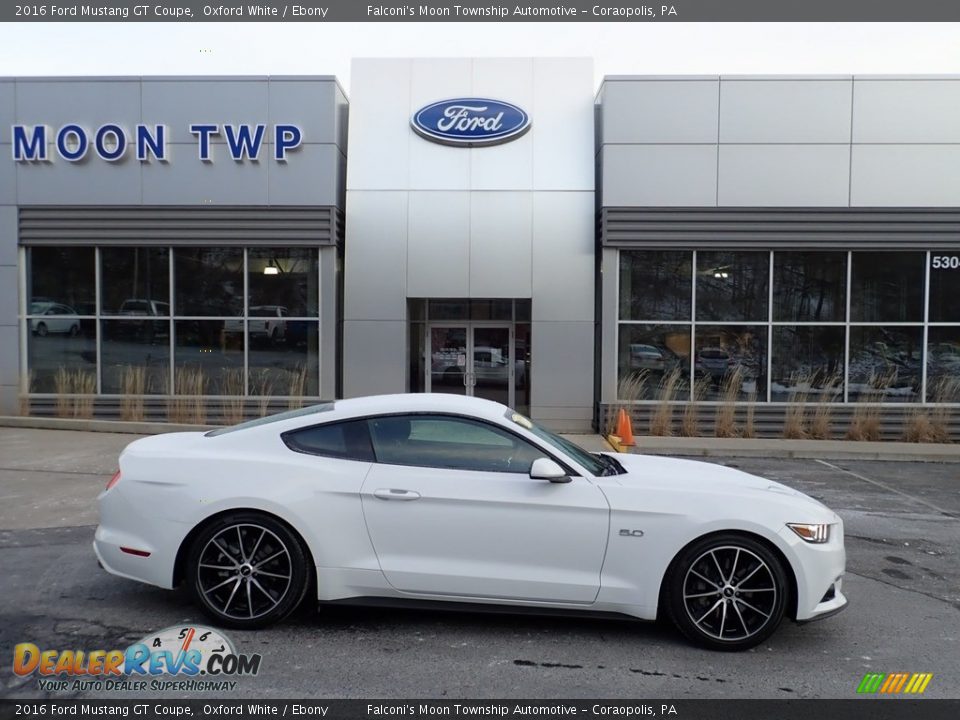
[18,207,342,246]
[600,208,960,248]
[3,76,346,415]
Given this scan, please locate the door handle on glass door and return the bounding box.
[373,488,422,501]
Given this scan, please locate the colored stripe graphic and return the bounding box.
[857,672,933,694]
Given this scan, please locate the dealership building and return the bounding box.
[2,61,959,434]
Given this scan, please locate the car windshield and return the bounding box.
[506,411,610,476]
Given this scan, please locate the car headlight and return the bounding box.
[787,523,831,544]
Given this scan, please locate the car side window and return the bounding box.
[282,420,375,463]
[367,415,546,474]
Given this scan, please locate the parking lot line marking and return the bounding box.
[814,459,956,519]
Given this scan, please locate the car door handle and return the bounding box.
[373,488,422,501]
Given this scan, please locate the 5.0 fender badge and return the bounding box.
[619,529,644,538]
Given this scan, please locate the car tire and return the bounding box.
[665,533,788,651]
[69,324,80,337]
[36,322,48,338]
[186,512,311,630]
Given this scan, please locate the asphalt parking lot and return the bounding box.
[0,427,957,700]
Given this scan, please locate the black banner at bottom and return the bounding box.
[1,699,959,720]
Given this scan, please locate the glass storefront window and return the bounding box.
[248,320,319,397]
[928,253,960,322]
[771,326,845,402]
[696,251,768,322]
[619,251,692,321]
[248,248,319,317]
[100,320,169,394]
[618,324,691,400]
[174,248,243,317]
[850,251,924,322]
[849,326,922,402]
[174,320,245,395]
[927,326,960,402]
[694,325,767,401]
[28,247,95,315]
[27,332,97,393]
[773,252,846,322]
[100,247,169,316]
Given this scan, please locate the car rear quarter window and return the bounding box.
[282,420,375,463]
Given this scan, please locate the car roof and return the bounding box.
[210,393,513,438]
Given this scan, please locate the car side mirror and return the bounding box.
[529,457,571,484]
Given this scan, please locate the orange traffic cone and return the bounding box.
[616,408,636,446]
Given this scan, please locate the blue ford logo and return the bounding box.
[411,98,531,147]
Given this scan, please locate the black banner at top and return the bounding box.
[4,0,960,22]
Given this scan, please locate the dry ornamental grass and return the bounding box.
[650,368,682,437]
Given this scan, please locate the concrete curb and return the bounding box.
[624,436,960,462]
[0,416,217,434]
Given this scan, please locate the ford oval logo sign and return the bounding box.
[411,98,531,147]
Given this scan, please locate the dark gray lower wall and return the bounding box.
[599,403,960,442]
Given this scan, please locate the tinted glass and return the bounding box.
[100,320,169,393]
[428,299,469,320]
[850,252,924,322]
[100,247,169,315]
[696,251,768,322]
[617,324,691,400]
[619,251,692,321]
[849,326,922,402]
[773,251,846,322]
[174,320,244,394]
[248,320,319,397]
[928,252,960,322]
[28,247,95,312]
[174,248,243,316]
[694,325,767,401]
[248,248,318,317]
[283,420,374,462]
[771,326,845,402]
[27,332,97,393]
[926,327,960,402]
[368,415,544,474]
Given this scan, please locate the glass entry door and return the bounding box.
[428,324,513,407]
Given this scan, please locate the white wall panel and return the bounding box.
[408,59,472,191]
[532,58,594,191]
[851,145,960,206]
[343,191,408,320]
[602,145,717,207]
[718,145,850,206]
[342,320,407,398]
[601,80,719,144]
[531,192,594,322]
[347,60,411,190]
[530,319,594,412]
[471,59,534,190]
[407,191,470,297]
[853,79,960,143]
[469,192,532,297]
[720,79,852,143]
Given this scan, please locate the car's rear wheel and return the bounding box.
[36,322,48,337]
[666,533,788,651]
[187,513,310,629]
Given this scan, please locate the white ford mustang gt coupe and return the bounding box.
[95,393,847,651]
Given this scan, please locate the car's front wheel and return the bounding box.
[666,533,788,651]
[186,513,310,629]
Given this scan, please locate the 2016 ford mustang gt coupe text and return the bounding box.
[95,394,847,650]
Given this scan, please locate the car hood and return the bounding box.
[603,452,830,513]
